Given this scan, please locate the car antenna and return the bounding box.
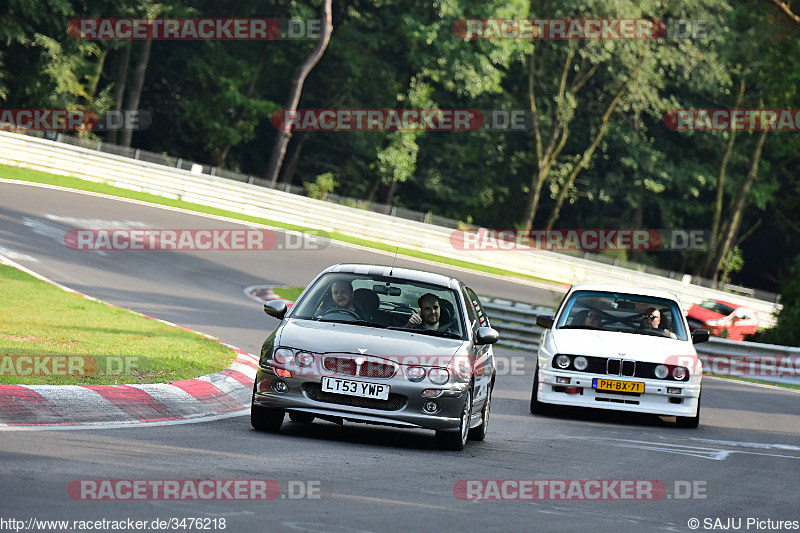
[390,247,398,276]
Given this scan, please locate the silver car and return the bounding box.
[251,264,499,450]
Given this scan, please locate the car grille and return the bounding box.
[302,384,407,410]
[555,355,689,381]
[322,357,397,378]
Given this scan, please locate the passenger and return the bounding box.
[405,293,459,334]
[640,307,661,329]
[584,309,603,328]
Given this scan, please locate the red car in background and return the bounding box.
[686,299,759,341]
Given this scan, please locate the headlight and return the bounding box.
[554,355,571,369]
[405,366,425,382]
[294,351,314,367]
[273,348,294,364]
[672,366,689,380]
[428,368,449,385]
[654,365,668,379]
[573,356,588,371]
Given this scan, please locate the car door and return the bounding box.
[462,287,495,407]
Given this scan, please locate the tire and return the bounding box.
[251,402,284,432]
[468,384,492,441]
[529,366,551,414]
[437,388,472,451]
[289,411,315,424]
[676,391,701,428]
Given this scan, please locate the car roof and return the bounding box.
[708,299,741,309]
[321,263,462,289]
[567,282,681,302]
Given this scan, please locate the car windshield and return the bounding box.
[555,290,688,341]
[699,300,735,315]
[289,272,465,338]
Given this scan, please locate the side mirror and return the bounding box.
[536,315,554,329]
[263,300,288,320]
[691,329,710,344]
[475,327,499,345]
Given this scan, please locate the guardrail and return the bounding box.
[482,297,799,385]
[0,130,782,327]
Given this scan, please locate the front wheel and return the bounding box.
[529,366,551,414]
[436,389,472,451]
[468,384,492,441]
[676,392,701,428]
[251,402,284,432]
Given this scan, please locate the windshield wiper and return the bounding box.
[316,318,387,328]
[559,325,601,330]
[387,326,461,339]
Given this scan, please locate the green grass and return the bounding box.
[0,164,563,287]
[0,265,235,385]
[271,287,305,302]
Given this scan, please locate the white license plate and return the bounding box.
[321,377,390,400]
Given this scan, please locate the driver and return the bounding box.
[326,279,366,318]
[405,293,459,334]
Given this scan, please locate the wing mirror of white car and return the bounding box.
[476,327,499,345]
[264,300,288,320]
[536,315,554,329]
[691,329,710,344]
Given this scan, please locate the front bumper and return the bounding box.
[537,368,700,417]
[252,364,469,431]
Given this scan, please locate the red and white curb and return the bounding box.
[0,255,258,430]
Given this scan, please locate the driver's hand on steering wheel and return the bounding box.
[406,308,422,327]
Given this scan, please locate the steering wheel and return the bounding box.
[321,307,361,319]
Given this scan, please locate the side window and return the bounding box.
[461,288,479,331]
[465,287,490,328]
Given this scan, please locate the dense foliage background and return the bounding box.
[2,0,799,301]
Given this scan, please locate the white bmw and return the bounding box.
[530,283,709,428]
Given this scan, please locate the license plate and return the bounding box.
[321,377,390,400]
[592,378,644,394]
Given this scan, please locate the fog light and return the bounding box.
[556,377,571,384]
[555,355,571,369]
[565,387,581,394]
[423,401,439,413]
[272,380,289,393]
[574,356,588,371]
[421,389,443,398]
[654,365,668,379]
[667,387,682,394]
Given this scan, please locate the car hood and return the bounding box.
[687,305,724,322]
[276,319,464,365]
[549,329,696,363]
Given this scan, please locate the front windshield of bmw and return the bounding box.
[289,273,465,339]
[555,290,688,341]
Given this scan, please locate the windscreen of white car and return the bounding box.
[555,291,688,341]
